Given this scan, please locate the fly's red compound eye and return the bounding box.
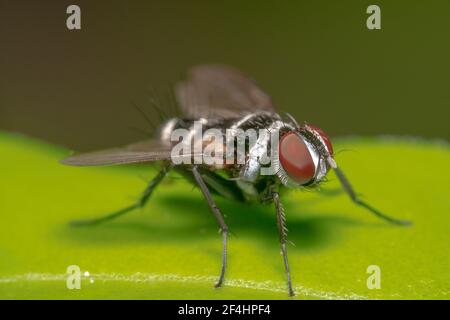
[309,125,333,155]
[279,132,315,185]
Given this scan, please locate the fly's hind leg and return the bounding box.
[191,166,228,288]
[70,165,170,227]
[272,191,295,297]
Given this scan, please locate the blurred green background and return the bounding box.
[1,0,449,151]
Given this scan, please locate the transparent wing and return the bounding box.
[175,64,275,119]
[61,139,173,167]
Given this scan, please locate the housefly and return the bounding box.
[61,65,410,296]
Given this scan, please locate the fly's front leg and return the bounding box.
[272,191,295,296]
[191,166,228,288]
[71,164,170,226]
[331,164,411,226]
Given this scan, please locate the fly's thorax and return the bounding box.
[164,112,286,170]
[238,118,294,183]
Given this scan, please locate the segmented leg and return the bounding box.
[191,165,228,288]
[273,191,295,296]
[71,166,169,226]
[332,166,411,226]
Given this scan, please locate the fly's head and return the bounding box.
[275,123,334,188]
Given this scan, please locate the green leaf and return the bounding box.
[0,131,449,299]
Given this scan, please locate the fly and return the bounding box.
[61,64,410,296]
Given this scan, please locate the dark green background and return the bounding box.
[1,1,449,151]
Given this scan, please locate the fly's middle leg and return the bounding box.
[191,165,228,288]
[70,164,170,226]
[272,191,295,297]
